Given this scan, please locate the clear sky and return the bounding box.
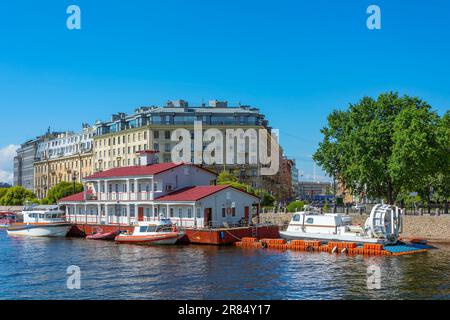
[0,0,449,183]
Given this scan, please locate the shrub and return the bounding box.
[287,200,306,213]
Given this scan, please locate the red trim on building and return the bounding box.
[59,191,91,202]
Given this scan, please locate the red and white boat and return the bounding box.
[115,219,184,245]
[86,228,121,241]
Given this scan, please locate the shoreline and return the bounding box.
[258,212,450,244]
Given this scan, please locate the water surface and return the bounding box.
[0,230,448,300]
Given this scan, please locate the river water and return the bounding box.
[0,230,448,300]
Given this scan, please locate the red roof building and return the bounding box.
[59,156,259,228]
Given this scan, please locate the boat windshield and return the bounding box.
[139,226,158,233]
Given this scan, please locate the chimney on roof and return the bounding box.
[138,150,160,166]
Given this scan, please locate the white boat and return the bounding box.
[280,204,403,245]
[115,219,184,245]
[7,205,71,237]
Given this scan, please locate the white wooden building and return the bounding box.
[59,153,260,228]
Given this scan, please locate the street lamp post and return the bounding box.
[72,171,77,195]
[333,173,337,213]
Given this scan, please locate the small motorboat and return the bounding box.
[115,219,184,245]
[7,205,71,237]
[280,204,403,245]
[86,228,121,241]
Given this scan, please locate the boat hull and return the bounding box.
[115,232,182,245]
[280,230,385,244]
[7,223,71,237]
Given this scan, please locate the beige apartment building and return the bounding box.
[92,100,286,195]
[34,152,94,199]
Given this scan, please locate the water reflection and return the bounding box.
[0,230,448,300]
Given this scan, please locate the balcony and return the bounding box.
[90,192,154,202]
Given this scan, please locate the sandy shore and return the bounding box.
[258,212,450,243]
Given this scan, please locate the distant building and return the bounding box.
[291,160,299,185]
[296,181,332,202]
[33,125,96,199]
[273,156,295,204]
[13,131,61,192]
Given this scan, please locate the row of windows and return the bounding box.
[35,159,92,174]
[45,133,94,148]
[98,114,262,135]
[95,131,149,148]
[95,144,149,159]
[35,171,91,187]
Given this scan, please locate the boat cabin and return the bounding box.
[22,205,66,224]
[288,212,355,235]
[135,219,175,235]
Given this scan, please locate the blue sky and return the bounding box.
[0,0,449,183]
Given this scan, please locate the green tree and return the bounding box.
[0,186,38,206]
[216,170,256,194]
[0,188,9,200]
[287,200,305,213]
[217,171,238,184]
[430,111,450,202]
[260,193,275,207]
[314,92,444,204]
[389,103,442,198]
[42,181,84,204]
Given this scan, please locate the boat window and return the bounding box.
[293,214,301,222]
[147,226,157,232]
[39,214,45,219]
[306,218,314,224]
[139,226,148,233]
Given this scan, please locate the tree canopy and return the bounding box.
[217,171,256,194]
[313,92,448,204]
[41,181,84,205]
[287,200,306,213]
[0,186,38,206]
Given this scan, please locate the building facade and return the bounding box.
[34,152,94,199]
[92,100,278,192]
[13,131,61,191]
[296,181,332,202]
[274,156,295,204]
[59,153,259,228]
[33,125,96,199]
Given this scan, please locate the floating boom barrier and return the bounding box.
[235,238,433,256]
